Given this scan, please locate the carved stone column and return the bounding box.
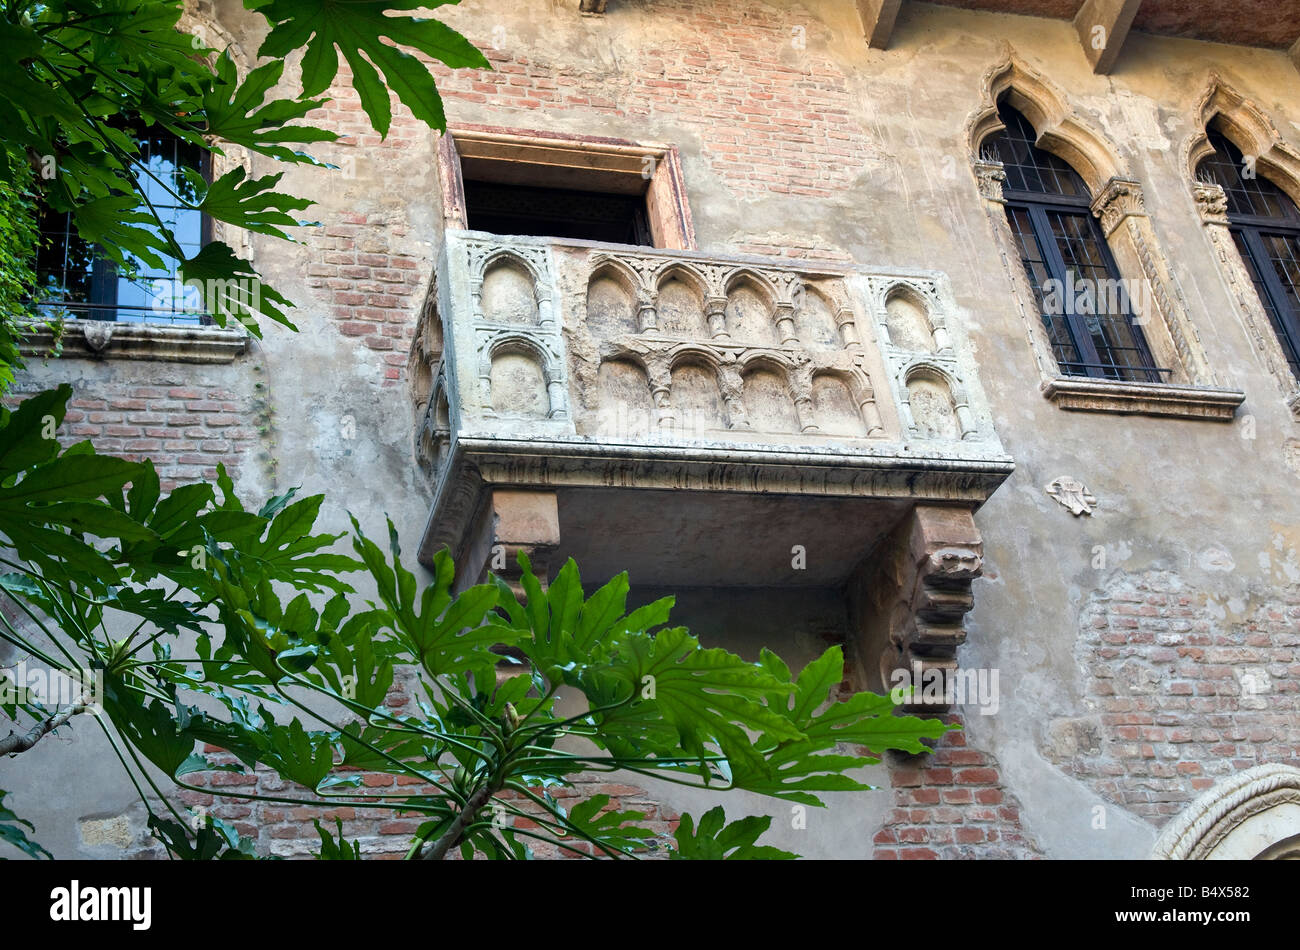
[646,354,675,430]
[835,306,862,348]
[636,296,659,333]
[775,303,799,345]
[705,296,730,340]
[790,355,818,433]
[718,363,749,429]
[859,394,885,437]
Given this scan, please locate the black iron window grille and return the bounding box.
[1198,128,1300,380]
[991,103,1165,384]
[35,129,211,324]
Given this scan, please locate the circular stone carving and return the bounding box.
[1152,764,1300,860]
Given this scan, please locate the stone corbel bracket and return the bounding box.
[849,505,985,714]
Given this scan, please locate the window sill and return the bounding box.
[1041,376,1245,421]
[17,319,248,365]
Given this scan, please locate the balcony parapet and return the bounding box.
[409,231,1012,566]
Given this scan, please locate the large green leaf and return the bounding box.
[179,243,297,334]
[0,385,70,476]
[0,789,52,860]
[197,167,316,241]
[202,52,337,163]
[256,0,490,136]
[351,518,518,681]
[671,806,797,860]
[724,647,953,805]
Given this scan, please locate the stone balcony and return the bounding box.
[407,231,1015,705]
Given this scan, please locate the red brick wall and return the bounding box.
[433,2,873,201]
[1060,570,1300,821]
[5,379,259,490]
[873,715,1043,860]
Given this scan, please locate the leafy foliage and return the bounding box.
[0,386,951,859]
[0,789,51,859]
[256,0,490,136]
[0,0,483,336]
[671,806,797,860]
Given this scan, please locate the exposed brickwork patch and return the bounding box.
[431,1,873,201]
[5,380,259,490]
[873,715,1043,859]
[1054,571,1300,822]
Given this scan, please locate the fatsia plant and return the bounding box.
[0,386,953,860]
[0,0,487,332]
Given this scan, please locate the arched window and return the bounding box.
[989,102,1162,383]
[35,127,211,324]
[1197,126,1300,379]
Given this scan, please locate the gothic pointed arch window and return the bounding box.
[1197,125,1300,380]
[988,101,1163,383]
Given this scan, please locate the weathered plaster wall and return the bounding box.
[7,0,1300,858]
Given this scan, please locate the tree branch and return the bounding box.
[0,697,89,756]
[421,784,495,860]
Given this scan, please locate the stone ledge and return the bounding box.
[418,435,1016,565]
[1041,376,1245,421]
[17,319,248,365]
[1287,390,1300,421]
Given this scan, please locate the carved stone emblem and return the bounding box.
[81,321,115,353]
[1046,476,1097,516]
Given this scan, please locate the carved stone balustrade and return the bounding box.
[407,231,1015,709]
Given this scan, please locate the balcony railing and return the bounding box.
[408,231,1013,561]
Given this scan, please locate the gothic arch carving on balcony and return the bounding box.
[722,268,784,345]
[408,276,443,415]
[477,332,568,420]
[470,248,553,328]
[879,281,948,355]
[810,368,883,437]
[900,361,975,441]
[418,374,453,477]
[1153,764,1300,860]
[587,258,647,335]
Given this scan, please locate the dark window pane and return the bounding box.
[1198,130,1300,224]
[33,127,209,324]
[1205,126,1300,380]
[994,105,1164,385]
[988,103,1088,201]
[464,180,652,246]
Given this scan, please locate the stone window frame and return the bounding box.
[966,53,1244,422]
[1183,75,1300,421]
[436,125,696,252]
[17,7,254,366]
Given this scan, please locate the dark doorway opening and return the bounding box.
[463,180,652,246]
